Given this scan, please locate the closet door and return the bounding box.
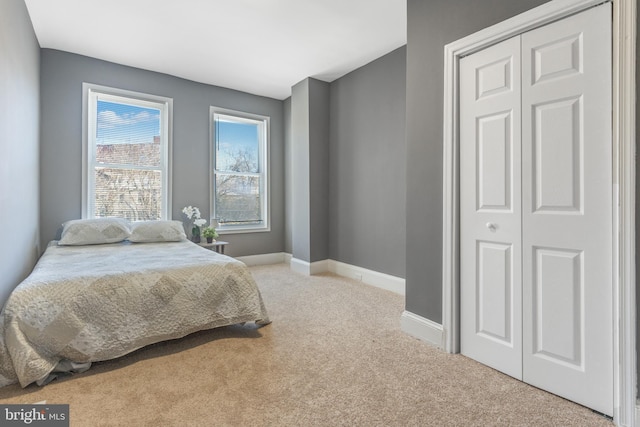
[520,4,612,415]
[460,3,613,416]
[460,36,522,379]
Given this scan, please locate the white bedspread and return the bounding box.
[0,240,270,387]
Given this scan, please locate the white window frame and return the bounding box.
[82,83,173,220]
[210,106,270,234]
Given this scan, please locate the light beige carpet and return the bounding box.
[0,264,613,426]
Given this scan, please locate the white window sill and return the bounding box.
[217,225,270,235]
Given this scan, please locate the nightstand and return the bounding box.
[199,241,229,254]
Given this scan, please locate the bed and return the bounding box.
[0,218,270,388]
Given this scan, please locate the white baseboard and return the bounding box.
[290,257,329,275]
[243,253,405,297]
[283,253,292,265]
[327,260,405,296]
[401,310,444,349]
[236,252,288,266]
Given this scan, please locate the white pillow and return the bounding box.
[129,220,187,243]
[58,218,131,246]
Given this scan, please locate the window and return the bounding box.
[83,84,172,220]
[211,107,269,233]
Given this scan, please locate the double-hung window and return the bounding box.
[83,84,172,220]
[211,107,269,233]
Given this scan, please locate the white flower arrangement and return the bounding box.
[182,205,200,221]
[182,205,207,242]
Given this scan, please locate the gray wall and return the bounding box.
[290,80,311,262]
[405,0,550,321]
[286,47,406,276]
[308,79,330,263]
[289,78,330,263]
[0,0,41,307]
[39,49,285,257]
[284,97,293,254]
[329,47,406,278]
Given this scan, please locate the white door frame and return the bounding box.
[441,0,636,425]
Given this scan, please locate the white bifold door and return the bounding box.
[460,4,612,416]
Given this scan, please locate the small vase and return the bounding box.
[206,237,214,244]
[191,226,201,243]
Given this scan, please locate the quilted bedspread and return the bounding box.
[0,240,270,387]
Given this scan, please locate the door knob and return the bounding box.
[486,222,497,232]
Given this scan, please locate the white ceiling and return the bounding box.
[23,0,407,100]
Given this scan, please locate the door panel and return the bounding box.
[531,34,582,84]
[532,247,583,367]
[521,4,612,415]
[460,36,522,380]
[477,112,513,210]
[532,97,582,213]
[477,57,514,99]
[476,241,513,344]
